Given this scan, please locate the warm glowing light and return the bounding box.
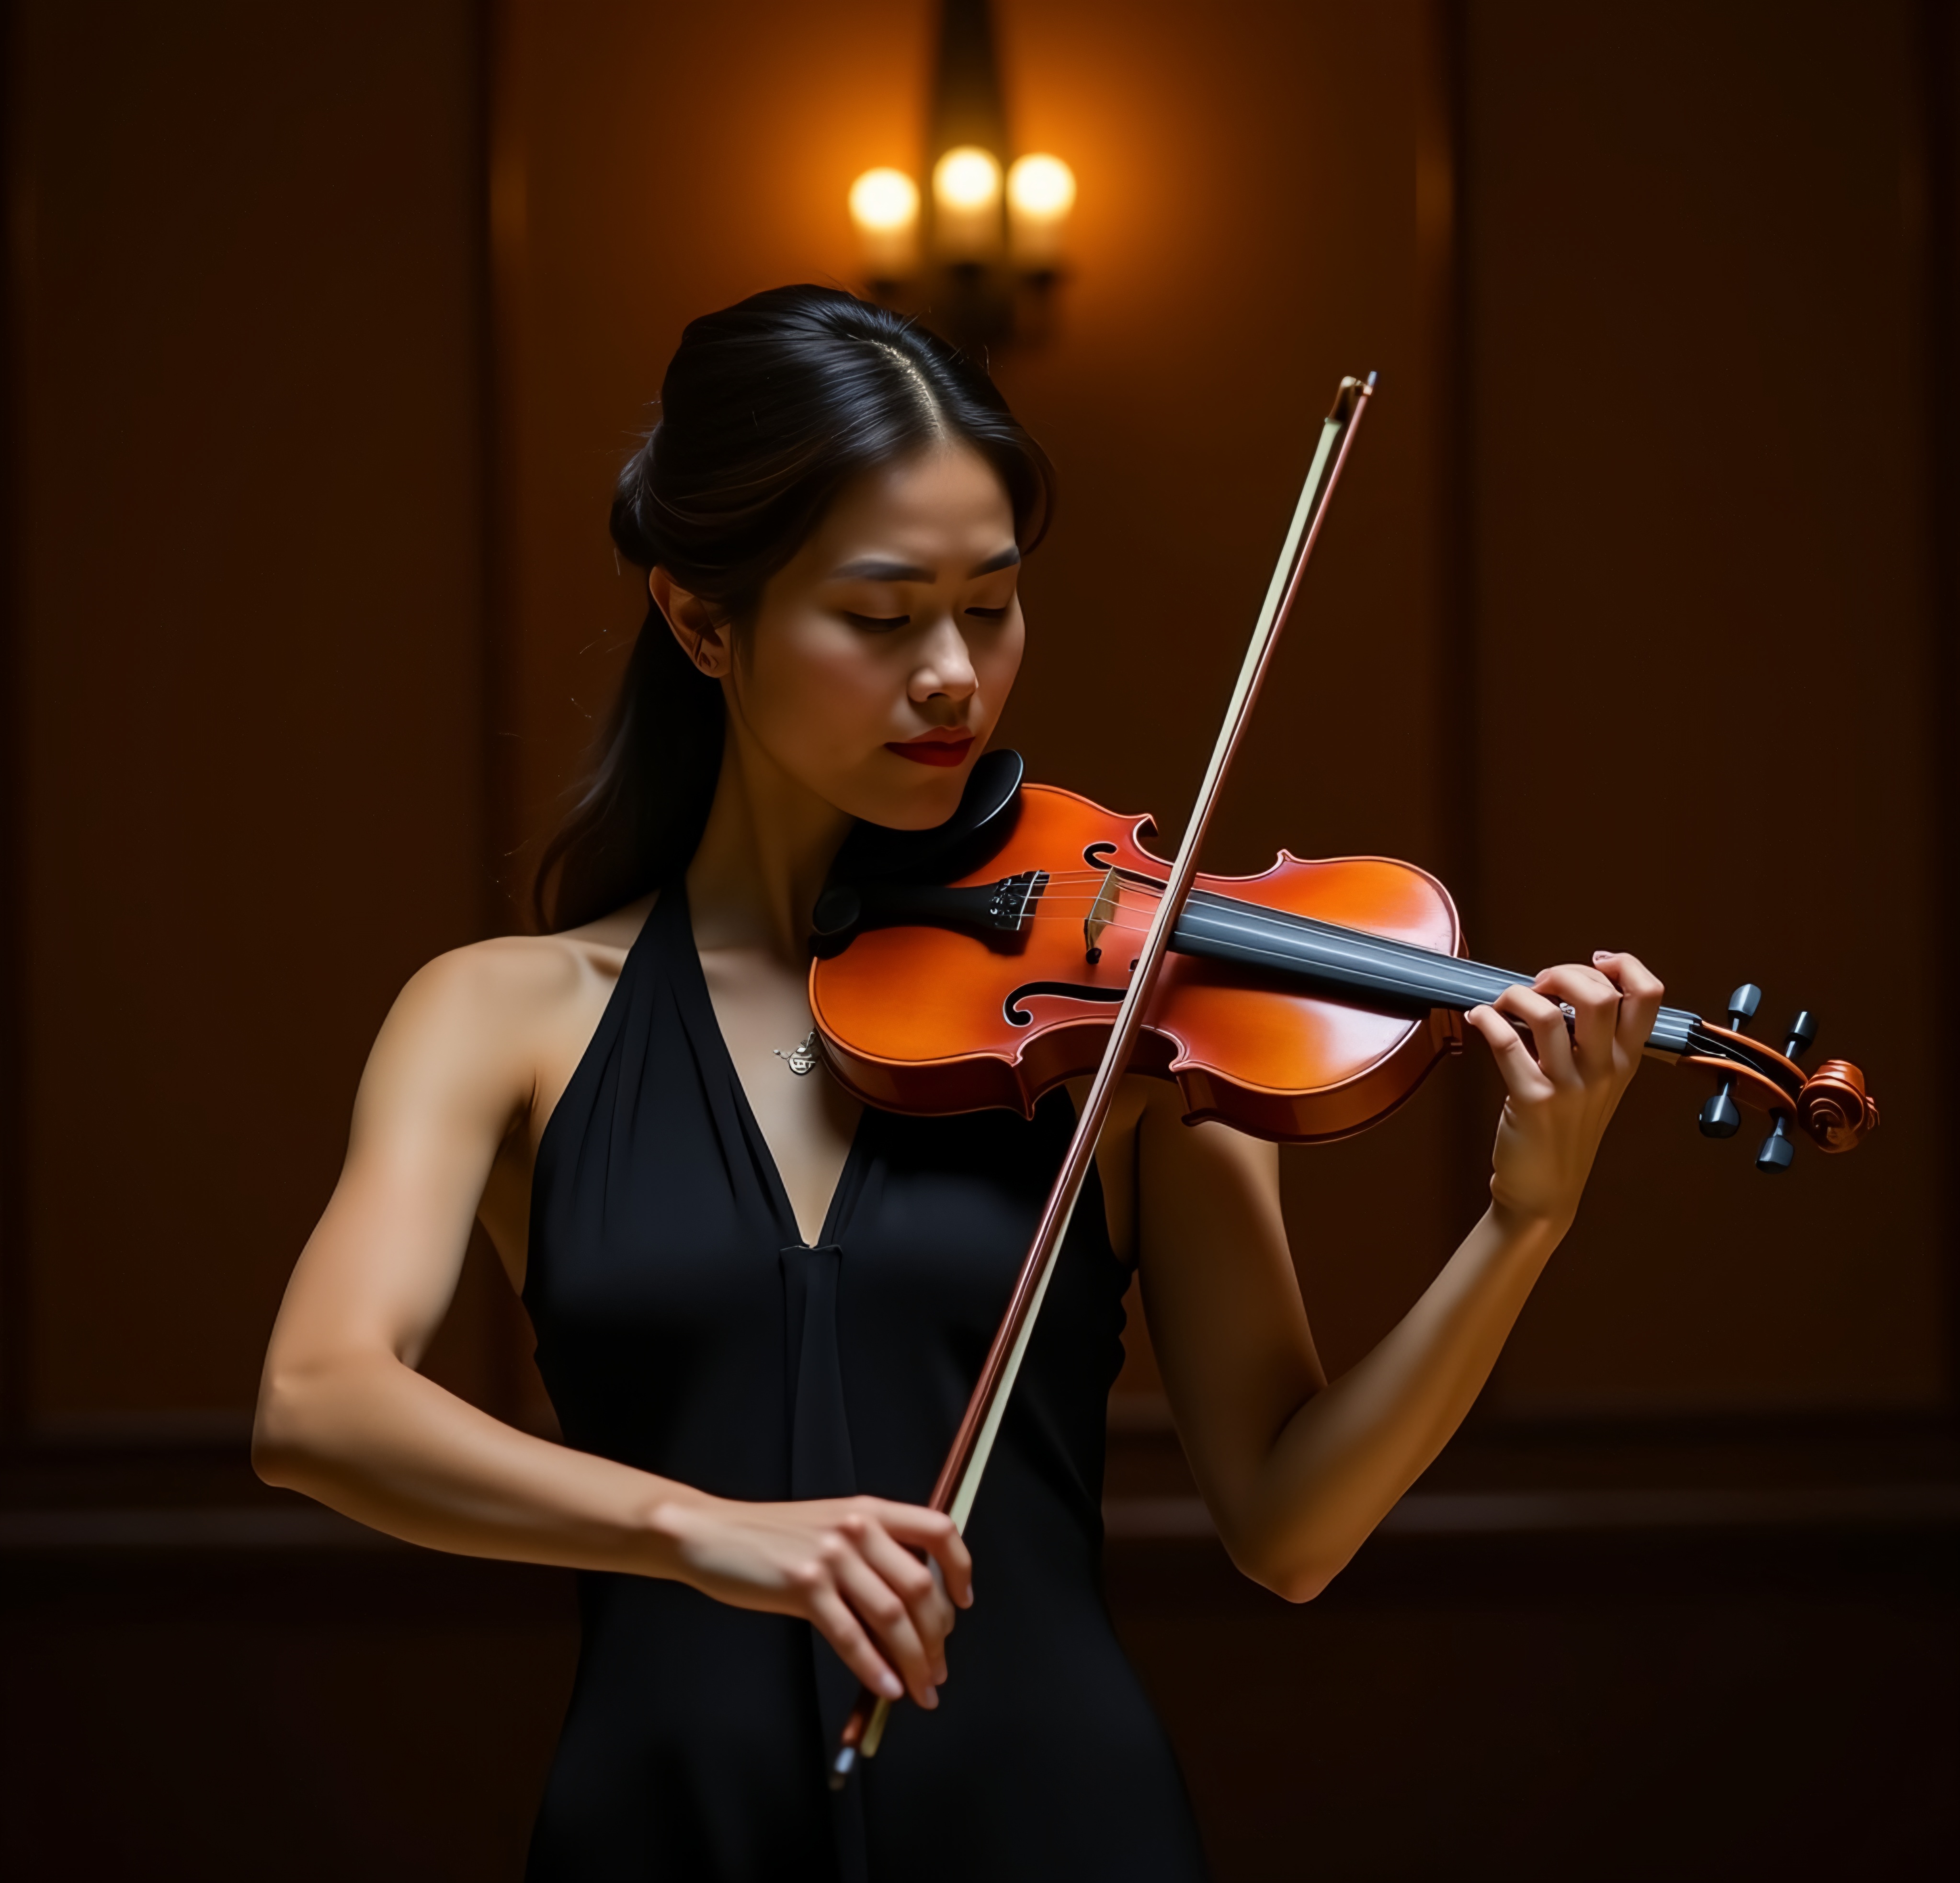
[849,167,919,233]
[1007,154,1075,221]
[1007,154,1075,268]
[931,145,1003,259]
[933,146,1003,212]
[848,168,920,277]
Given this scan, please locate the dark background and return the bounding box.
[1,2,1953,1877]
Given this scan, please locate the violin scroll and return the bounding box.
[1796,1059,1880,1153]
[1688,987,1878,1172]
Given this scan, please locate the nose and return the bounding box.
[909,613,978,707]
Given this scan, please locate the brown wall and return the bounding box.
[490,0,1948,1414]
[0,0,1948,1439]
[1466,0,1943,1412]
[6,0,489,1429]
[1,7,1952,1880]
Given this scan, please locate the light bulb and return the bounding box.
[848,168,920,277]
[934,146,1002,211]
[1007,154,1075,267]
[932,146,1003,258]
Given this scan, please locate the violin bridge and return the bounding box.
[1083,866,1121,965]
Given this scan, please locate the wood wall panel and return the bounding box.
[1465,0,1944,1411]
[8,0,488,1424]
[4,0,1941,1432]
[494,0,1946,1411]
[0,7,1949,1875]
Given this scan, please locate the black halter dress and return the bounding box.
[521,884,1209,1881]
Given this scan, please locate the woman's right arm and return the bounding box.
[251,942,968,1709]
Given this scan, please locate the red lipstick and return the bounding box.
[886,731,975,768]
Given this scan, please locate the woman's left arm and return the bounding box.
[1139,952,1663,1602]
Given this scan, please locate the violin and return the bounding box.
[809,749,1879,1167]
[820,373,1877,1783]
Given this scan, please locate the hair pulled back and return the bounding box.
[534,284,1055,931]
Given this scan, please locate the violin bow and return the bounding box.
[829,371,1377,1787]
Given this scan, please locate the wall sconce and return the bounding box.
[847,0,1072,354]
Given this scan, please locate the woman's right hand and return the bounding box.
[657,1495,973,1710]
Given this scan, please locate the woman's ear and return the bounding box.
[649,567,732,678]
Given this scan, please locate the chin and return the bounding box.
[852,753,973,829]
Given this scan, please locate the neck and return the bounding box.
[684,705,853,963]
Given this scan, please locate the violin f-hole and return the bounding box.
[1002,981,1127,1028]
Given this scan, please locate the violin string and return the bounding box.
[987,901,1372,948]
[951,898,1551,1024]
[1016,908,1436,950]
[946,873,1452,957]
[984,900,1561,1015]
[1002,870,1169,889]
[976,887,1463,964]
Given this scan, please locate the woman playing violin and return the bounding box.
[253,285,1664,1881]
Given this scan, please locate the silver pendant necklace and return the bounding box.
[774,1029,821,1077]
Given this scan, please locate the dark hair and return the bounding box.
[533,284,1055,931]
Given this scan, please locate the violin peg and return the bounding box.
[1755,1113,1796,1174]
[1782,1010,1817,1061]
[1699,1086,1742,1138]
[1726,983,1762,1032]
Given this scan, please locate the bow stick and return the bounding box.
[829,371,1378,1787]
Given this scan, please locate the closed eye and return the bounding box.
[844,612,910,631]
[964,605,1009,620]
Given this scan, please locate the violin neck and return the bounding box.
[1172,890,1698,1063]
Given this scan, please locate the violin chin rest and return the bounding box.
[823,749,1025,889]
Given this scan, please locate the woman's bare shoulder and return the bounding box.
[401,896,655,1016]
[359,895,658,1117]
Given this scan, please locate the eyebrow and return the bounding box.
[829,546,1022,583]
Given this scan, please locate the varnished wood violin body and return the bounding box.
[809,756,1879,1166]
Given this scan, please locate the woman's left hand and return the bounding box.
[1463,951,1665,1230]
